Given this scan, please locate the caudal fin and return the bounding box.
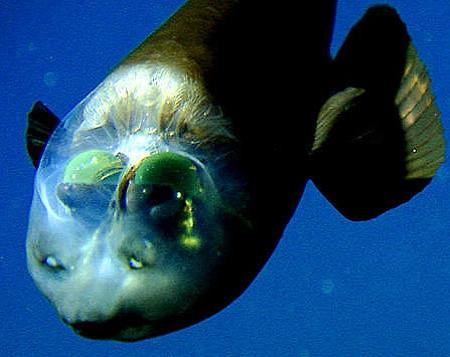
[310,6,445,220]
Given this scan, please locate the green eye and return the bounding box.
[63,150,124,184]
[133,152,200,195]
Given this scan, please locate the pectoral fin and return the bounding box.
[26,101,60,168]
[310,6,445,221]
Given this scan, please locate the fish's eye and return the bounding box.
[144,184,176,206]
[126,183,184,219]
[63,149,125,185]
[57,182,116,209]
[57,150,126,221]
[125,152,201,218]
[133,152,200,195]
[149,188,185,221]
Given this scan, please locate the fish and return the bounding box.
[25,0,445,341]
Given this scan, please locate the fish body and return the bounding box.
[26,0,444,341]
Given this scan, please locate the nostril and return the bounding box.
[42,255,66,271]
[121,240,157,270]
[128,256,144,269]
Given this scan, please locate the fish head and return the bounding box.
[26,102,255,341]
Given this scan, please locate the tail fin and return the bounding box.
[310,6,445,221]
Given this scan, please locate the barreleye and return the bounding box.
[25,0,445,341]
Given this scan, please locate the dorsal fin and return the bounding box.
[310,6,445,221]
[26,101,60,168]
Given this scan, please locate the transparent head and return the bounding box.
[26,98,254,340]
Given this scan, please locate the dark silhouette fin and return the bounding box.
[26,101,60,168]
[310,6,445,221]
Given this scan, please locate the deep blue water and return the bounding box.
[1,1,449,356]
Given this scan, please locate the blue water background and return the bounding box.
[1,1,449,356]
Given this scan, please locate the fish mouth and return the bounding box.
[65,313,152,341]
